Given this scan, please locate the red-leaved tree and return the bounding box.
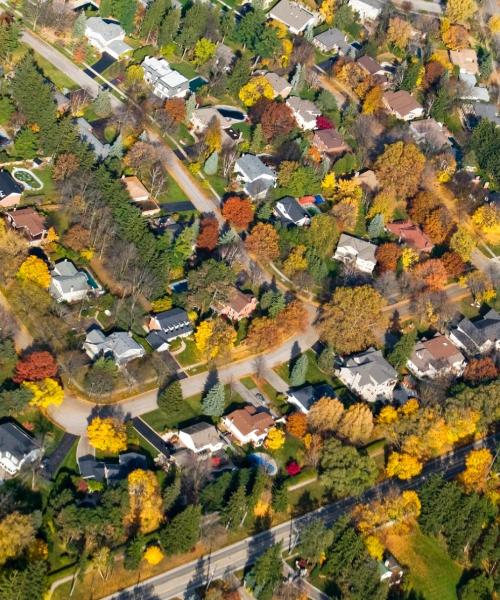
[222,196,254,229]
[197,216,219,251]
[260,102,297,142]
[13,351,58,383]
[463,357,498,384]
[316,115,333,130]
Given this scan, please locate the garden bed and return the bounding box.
[12,167,44,190]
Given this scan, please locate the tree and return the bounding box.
[289,354,308,387]
[124,535,146,571]
[204,151,218,175]
[320,0,335,23]
[228,55,252,96]
[307,396,344,433]
[375,242,402,272]
[23,377,63,409]
[87,417,127,453]
[458,574,494,600]
[222,483,247,528]
[197,216,219,251]
[0,339,17,386]
[0,512,36,565]
[441,22,469,50]
[92,91,112,118]
[246,543,283,600]
[0,559,47,600]
[264,427,285,451]
[0,15,20,62]
[470,120,500,187]
[442,251,466,278]
[319,286,387,354]
[298,519,333,566]
[423,206,453,244]
[286,412,307,439]
[374,142,425,200]
[367,191,396,221]
[158,380,184,418]
[283,245,308,278]
[143,545,164,565]
[388,330,417,371]
[17,256,50,289]
[13,350,57,383]
[245,224,280,261]
[337,403,374,445]
[271,480,288,513]
[222,197,254,229]
[386,451,423,480]
[459,448,492,493]
[202,382,225,417]
[472,204,499,233]
[446,0,476,23]
[13,127,38,159]
[320,439,377,497]
[193,37,216,66]
[250,123,265,153]
[188,259,235,313]
[84,357,118,396]
[53,153,80,181]
[160,505,201,554]
[260,102,297,142]
[463,357,497,384]
[387,16,412,48]
[164,97,186,125]
[413,258,448,291]
[204,117,222,154]
[307,214,339,259]
[239,76,274,107]
[126,469,164,533]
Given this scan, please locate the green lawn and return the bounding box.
[204,173,228,197]
[241,376,257,390]
[175,338,201,367]
[158,173,188,205]
[269,434,304,467]
[54,438,79,476]
[24,166,56,202]
[386,529,463,600]
[33,51,78,90]
[170,61,199,80]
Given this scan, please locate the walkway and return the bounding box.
[0,289,33,351]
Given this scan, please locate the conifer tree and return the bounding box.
[290,354,308,387]
[202,382,225,417]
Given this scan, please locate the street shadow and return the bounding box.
[289,341,302,365]
[88,403,126,424]
[112,583,162,599]
[202,368,220,397]
[184,556,208,598]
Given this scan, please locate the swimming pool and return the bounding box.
[249,452,278,476]
[217,107,246,121]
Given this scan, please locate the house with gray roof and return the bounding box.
[178,422,224,454]
[407,334,465,379]
[83,327,145,366]
[336,348,398,403]
[268,0,317,35]
[313,28,350,54]
[0,420,41,476]
[84,17,132,59]
[286,97,320,130]
[449,309,500,356]
[264,72,292,99]
[50,259,92,303]
[146,307,193,352]
[334,233,377,273]
[274,196,311,227]
[234,154,276,200]
[79,452,147,483]
[286,385,332,413]
[76,118,119,160]
[348,0,382,20]
[142,56,190,99]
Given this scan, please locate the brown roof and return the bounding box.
[7,207,47,236]
[313,129,349,153]
[449,49,478,75]
[383,91,422,117]
[228,288,255,312]
[355,170,379,192]
[226,405,274,436]
[357,55,382,75]
[123,176,149,201]
[386,220,434,253]
[410,334,464,373]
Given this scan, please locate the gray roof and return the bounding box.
[473,103,500,126]
[245,177,274,198]
[343,348,397,386]
[0,421,40,461]
[50,260,91,298]
[76,118,110,159]
[288,385,316,411]
[264,72,290,94]
[85,328,144,361]
[313,28,349,51]
[154,308,193,335]
[270,0,315,31]
[235,154,275,182]
[0,169,23,199]
[107,39,132,56]
[336,233,377,262]
[86,17,125,43]
[287,96,320,121]
[453,309,500,352]
[181,422,221,448]
[79,451,147,483]
[275,196,309,225]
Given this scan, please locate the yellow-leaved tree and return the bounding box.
[195,320,215,357]
[386,452,423,480]
[459,448,493,493]
[362,86,383,115]
[472,205,499,233]
[87,416,127,454]
[127,469,164,533]
[23,377,64,408]
[320,0,335,24]
[283,245,308,278]
[364,535,384,561]
[0,512,36,566]
[17,255,50,288]
[264,427,285,450]
[401,247,419,270]
[143,545,164,565]
[239,76,274,107]
[445,0,476,23]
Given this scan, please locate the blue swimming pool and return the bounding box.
[249,452,278,476]
[189,76,208,92]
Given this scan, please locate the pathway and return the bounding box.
[0,289,33,351]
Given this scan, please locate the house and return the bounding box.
[449,309,500,356]
[79,452,148,483]
[382,91,424,121]
[212,287,258,322]
[460,85,490,103]
[336,348,398,403]
[313,28,349,54]
[357,55,385,77]
[76,117,113,160]
[348,0,382,21]
[334,233,377,273]
[214,44,236,72]
[409,118,452,150]
[50,259,92,303]
[386,221,434,253]
[178,422,224,454]
[312,129,350,156]
[83,327,146,366]
[268,0,317,35]
[264,72,292,99]
[0,169,23,208]
[234,154,276,200]
[0,420,41,476]
[122,176,160,216]
[407,334,466,379]
[274,196,311,227]
[146,307,193,352]
[286,97,320,130]
[142,56,189,99]
[379,554,404,586]
[5,207,48,246]
[191,107,242,147]
[449,49,479,76]
[469,102,500,126]
[84,17,132,59]
[286,385,323,414]
[221,405,274,446]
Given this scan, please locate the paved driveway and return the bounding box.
[84,52,115,77]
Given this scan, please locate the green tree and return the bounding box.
[84,357,117,396]
[0,387,32,416]
[204,151,218,175]
[290,354,308,387]
[223,483,247,528]
[158,8,180,46]
[200,471,232,512]
[123,535,145,571]
[271,479,288,513]
[202,382,225,417]
[246,543,283,600]
[0,18,20,62]
[111,0,137,33]
[458,574,494,600]
[471,119,500,187]
[228,55,252,96]
[298,519,334,566]
[162,469,181,513]
[72,12,87,38]
[0,560,47,600]
[92,91,112,118]
[387,330,417,371]
[307,213,339,259]
[401,60,422,91]
[0,97,14,126]
[140,0,170,41]
[0,338,17,386]
[250,124,265,154]
[319,439,377,498]
[233,8,266,51]
[14,127,38,159]
[187,259,235,312]
[160,505,201,554]
[368,214,384,239]
[158,380,183,419]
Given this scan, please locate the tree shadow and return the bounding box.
[203,368,220,397]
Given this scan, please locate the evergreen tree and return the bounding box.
[218,228,238,246]
[113,0,137,34]
[140,0,170,41]
[246,543,283,600]
[0,338,18,386]
[72,12,87,38]
[298,519,334,566]
[202,382,225,417]
[387,330,417,370]
[99,0,112,17]
[123,535,145,571]
[158,380,184,418]
[317,346,336,376]
[290,354,308,387]
[0,18,20,62]
[92,91,112,118]
[304,23,314,41]
[368,214,384,239]
[162,469,181,513]
[268,294,285,318]
[271,480,288,513]
[108,135,123,158]
[290,64,303,92]
[0,560,47,600]
[458,574,493,600]
[160,505,201,554]
[250,124,264,154]
[185,93,196,121]
[248,468,268,510]
[158,8,180,46]
[223,483,247,528]
[204,150,218,175]
[14,127,38,159]
[227,55,252,96]
[200,471,233,512]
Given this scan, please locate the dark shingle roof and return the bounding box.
[0,170,23,199]
[0,421,39,461]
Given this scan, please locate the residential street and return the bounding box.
[101,433,498,600]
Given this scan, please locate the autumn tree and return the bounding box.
[442,251,466,278]
[375,243,402,272]
[307,396,344,433]
[337,403,374,445]
[409,191,439,225]
[239,76,274,107]
[286,412,308,438]
[319,286,387,354]
[22,377,64,409]
[63,224,91,252]
[386,451,423,480]
[362,85,383,114]
[17,256,50,289]
[197,216,219,251]
[463,357,497,384]
[0,512,36,566]
[367,190,396,221]
[423,60,445,90]
[13,351,57,383]
[143,545,164,565]
[264,427,285,450]
[260,101,297,141]
[450,226,476,261]
[222,196,254,229]
[441,22,469,50]
[423,206,453,244]
[204,117,222,154]
[446,0,476,23]
[126,469,164,533]
[245,223,280,261]
[459,448,492,493]
[53,153,80,181]
[283,245,308,278]
[87,417,127,454]
[412,258,448,291]
[374,142,425,200]
[387,16,412,49]
[164,97,186,126]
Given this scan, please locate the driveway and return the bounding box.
[84,52,115,77]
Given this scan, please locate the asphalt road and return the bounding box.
[102,433,498,600]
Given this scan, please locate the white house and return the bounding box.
[268,0,317,35]
[348,0,382,21]
[50,260,92,303]
[142,56,190,99]
[0,421,42,476]
[336,348,398,403]
[449,309,500,356]
[178,422,224,454]
[334,233,377,274]
[286,385,319,414]
[221,405,275,447]
[234,154,276,200]
[407,334,466,379]
[84,17,132,59]
[286,97,320,130]
[83,328,145,366]
[274,196,311,227]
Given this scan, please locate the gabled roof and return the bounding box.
[7,207,47,236]
[269,0,315,31]
[342,348,397,386]
[264,72,291,95]
[288,385,316,411]
[313,28,348,51]
[409,334,464,372]
[276,196,309,224]
[181,422,221,448]
[313,128,349,152]
[449,49,479,75]
[224,405,274,437]
[0,170,23,199]
[214,287,256,314]
[0,420,40,461]
[86,17,125,42]
[123,176,149,201]
[85,328,145,360]
[454,309,500,350]
[51,260,90,296]
[286,96,320,122]
[386,220,434,253]
[336,233,377,263]
[357,55,383,75]
[153,307,192,331]
[235,154,275,182]
[383,91,422,117]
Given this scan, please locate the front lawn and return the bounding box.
[33,51,78,90]
[175,338,201,367]
[158,173,188,204]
